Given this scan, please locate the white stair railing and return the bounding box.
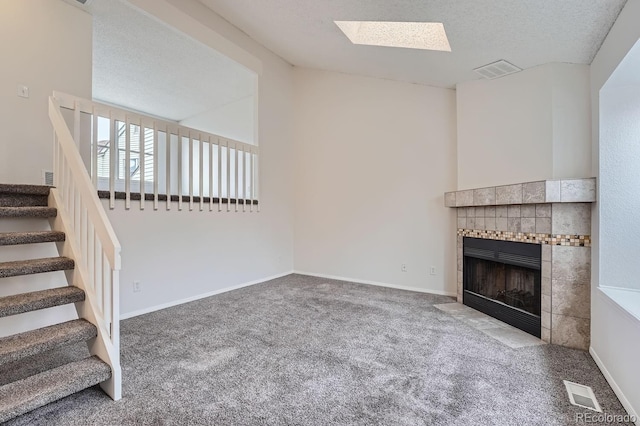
[48,96,122,400]
[52,92,260,213]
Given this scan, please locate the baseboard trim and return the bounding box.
[590,346,638,424]
[293,270,457,297]
[120,271,294,320]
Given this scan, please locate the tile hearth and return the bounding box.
[445,178,595,351]
[434,302,545,349]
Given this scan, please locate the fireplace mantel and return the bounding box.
[444,178,596,208]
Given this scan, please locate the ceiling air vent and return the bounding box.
[474,60,522,80]
[62,0,93,8]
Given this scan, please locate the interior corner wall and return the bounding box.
[109,0,295,316]
[0,0,92,185]
[551,64,591,179]
[292,68,457,296]
[179,95,255,144]
[456,66,553,189]
[456,63,591,190]
[589,0,640,419]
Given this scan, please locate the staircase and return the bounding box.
[0,184,112,423]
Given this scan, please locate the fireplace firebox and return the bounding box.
[463,237,541,337]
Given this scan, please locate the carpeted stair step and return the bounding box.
[0,356,111,423]
[0,257,74,278]
[0,184,51,208]
[0,206,57,218]
[0,287,85,318]
[0,194,49,208]
[0,185,51,196]
[0,231,65,246]
[0,319,96,365]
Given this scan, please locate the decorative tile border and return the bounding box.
[457,228,591,247]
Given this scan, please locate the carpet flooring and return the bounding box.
[2,274,633,425]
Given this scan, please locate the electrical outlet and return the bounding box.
[430,266,436,275]
[17,85,29,98]
[133,280,141,293]
[401,264,407,272]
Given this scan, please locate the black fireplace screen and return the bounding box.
[464,257,540,316]
[463,237,541,337]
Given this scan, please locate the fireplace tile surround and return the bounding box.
[445,178,596,350]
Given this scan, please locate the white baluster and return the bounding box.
[241,147,246,212]
[218,139,222,212]
[109,116,116,209]
[92,107,98,186]
[209,137,213,212]
[255,149,260,212]
[166,127,171,211]
[153,122,159,210]
[111,267,120,347]
[125,117,131,210]
[73,100,80,148]
[103,255,110,331]
[178,129,183,211]
[140,119,145,210]
[189,132,194,211]
[226,140,231,212]
[234,144,239,212]
[249,148,254,212]
[199,135,204,212]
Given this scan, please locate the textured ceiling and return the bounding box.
[197,0,627,88]
[91,0,255,121]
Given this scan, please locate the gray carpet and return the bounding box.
[0,356,111,423]
[0,231,66,246]
[0,183,50,208]
[0,257,74,278]
[0,320,96,365]
[2,274,632,425]
[0,207,57,218]
[0,286,85,318]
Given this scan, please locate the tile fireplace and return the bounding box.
[445,178,595,350]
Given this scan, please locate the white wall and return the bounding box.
[456,63,591,189]
[0,0,92,185]
[590,0,640,420]
[0,0,91,336]
[551,64,592,179]
[110,0,295,316]
[180,96,255,144]
[457,66,553,189]
[600,84,640,291]
[293,68,457,296]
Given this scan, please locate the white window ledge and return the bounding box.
[600,286,640,322]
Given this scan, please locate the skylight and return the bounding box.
[334,21,451,52]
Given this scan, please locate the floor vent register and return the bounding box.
[564,380,602,412]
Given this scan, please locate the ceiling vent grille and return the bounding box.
[62,0,93,7]
[474,60,522,80]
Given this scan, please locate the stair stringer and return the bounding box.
[47,189,122,400]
